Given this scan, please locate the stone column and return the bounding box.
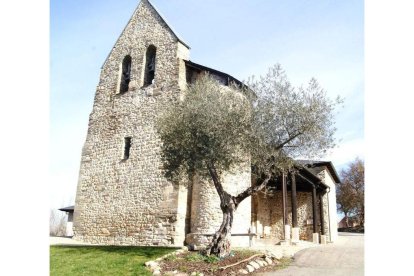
[290,172,299,243]
[186,176,221,248]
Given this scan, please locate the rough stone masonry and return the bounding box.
[73,0,339,248]
[73,0,251,247]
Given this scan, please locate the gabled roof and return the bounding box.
[185,60,244,87]
[101,0,190,69]
[293,163,329,191]
[58,205,74,212]
[146,0,189,49]
[296,160,341,184]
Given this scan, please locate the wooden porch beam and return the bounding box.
[282,171,288,226]
[312,185,318,233]
[297,172,317,187]
[290,172,298,228]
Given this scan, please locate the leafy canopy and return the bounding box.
[246,64,341,177]
[157,64,342,181]
[157,74,251,181]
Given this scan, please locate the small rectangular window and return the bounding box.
[123,137,132,160]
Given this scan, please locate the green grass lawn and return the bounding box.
[50,245,177,276]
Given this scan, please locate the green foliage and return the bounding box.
[50,245,176,276]
[157,74,251,181]
[204,254,220,263]
[156,66,342,259]
[164,253,178,261]
[274,257,293,270]
[234,249,261,257]
[178,265,189,272]
[184,252,219,263]
[157,64,341,184]
[185,252,206,262]
[245,64,342,177]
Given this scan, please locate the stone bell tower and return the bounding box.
[73,0,190,246]
[73,0,252,247]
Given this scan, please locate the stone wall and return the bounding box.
[186,163,252,247]
[253,191,315,241]
[73,0,189,246]
[73,0,252,248]
[316,170,330,240]
[252,168,336,242]
[319,169,339,242]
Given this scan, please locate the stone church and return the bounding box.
[72,0,340,248]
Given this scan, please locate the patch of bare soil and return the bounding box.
[159,250,291,275]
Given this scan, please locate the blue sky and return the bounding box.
[50,0,364,209]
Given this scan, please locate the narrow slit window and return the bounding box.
[144,45,156,86]
[119,55,132,93]
[123,137,132,160]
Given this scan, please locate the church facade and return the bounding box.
[73,0,339,248]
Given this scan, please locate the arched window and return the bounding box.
[119,55,132,93]
[144,45,156,86]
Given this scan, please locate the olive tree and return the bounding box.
[157,64,341,257]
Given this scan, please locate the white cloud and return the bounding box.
[323,138,364,167]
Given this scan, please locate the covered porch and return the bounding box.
[252,163,332,245]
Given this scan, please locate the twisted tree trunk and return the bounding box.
[205,162,271,258]
[205,194,236,257]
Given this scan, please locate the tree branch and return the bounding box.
[207,161,230,205]
[275,132,303,150]
[234,174,272,206]
[219,253,264,270]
